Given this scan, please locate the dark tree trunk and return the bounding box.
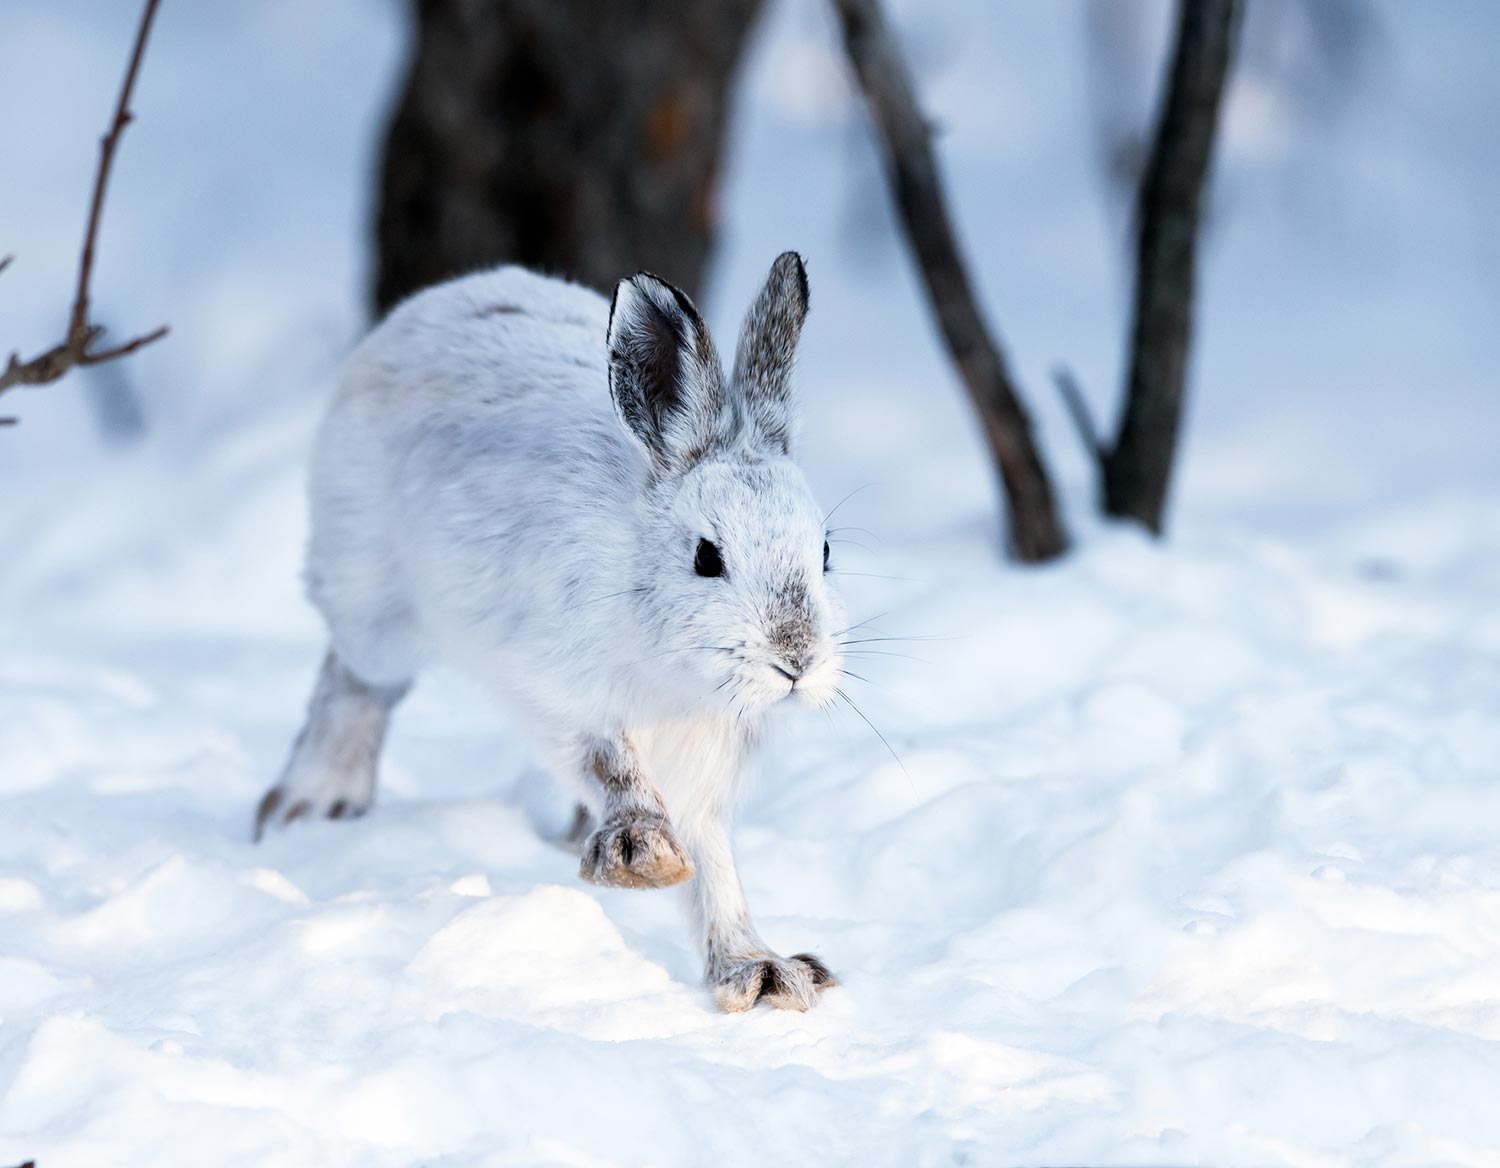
[830,0,1068,564]
[373,0,762,316]
[1102,0,1239,533]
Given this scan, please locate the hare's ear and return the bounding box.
[730,251,809,455]
[607,272,731,474]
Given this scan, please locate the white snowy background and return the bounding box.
[2,1,1498,1165]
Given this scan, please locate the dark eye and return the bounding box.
[823,539,831,572]
[694,538,724,578]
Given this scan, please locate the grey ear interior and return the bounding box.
[607,272,728,469]
[731,251,810,455]
[608,276,686,442]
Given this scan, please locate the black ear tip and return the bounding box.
[630,269,701,321]
[609,270,703,344]
[607,274,642,344]
[609,270,659,318]
[775,250,810,312]
[615,270,671,306]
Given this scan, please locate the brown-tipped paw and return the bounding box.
[711,951,838,1013]
[252,784,368,843]
[578,811,694,889]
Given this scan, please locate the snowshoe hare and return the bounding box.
[258,253,847,1012]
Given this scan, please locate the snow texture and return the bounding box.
[2,1,1498,1165]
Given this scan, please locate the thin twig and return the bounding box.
[68,0,161,346]
[80,323,170,366]
[1052,365,1106,464]
[0,0,168,422]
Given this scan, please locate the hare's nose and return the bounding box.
[772,662,803,683]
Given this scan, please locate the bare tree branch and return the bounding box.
[0,0,168,423]
[1102,0,1239,533]
[1052,365,1106,463]
[829,0,1067,563]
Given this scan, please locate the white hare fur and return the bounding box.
[259,253,846,1012]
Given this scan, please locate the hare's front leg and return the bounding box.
[680,811,838,1012]
[574,735,695,889]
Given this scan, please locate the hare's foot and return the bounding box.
[579,810,694,889]
[256,651,404,842]
[253,770,371,842]
[710,951,838,1013]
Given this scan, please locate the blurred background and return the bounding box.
[3,0,1496,559]
[3,3,1500,1163]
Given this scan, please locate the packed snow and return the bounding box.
[2,1,1498,1165]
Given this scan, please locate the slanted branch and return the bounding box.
[829,0,1068,563]
[0,0,168,425]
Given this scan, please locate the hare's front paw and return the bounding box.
[711,951,838,1013]
[578,811,694,889]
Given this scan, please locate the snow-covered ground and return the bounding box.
[2,1,1498,1165]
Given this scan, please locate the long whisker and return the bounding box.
[838,634,951,647]
[827,525,879,542]
[832,612,889,639]
[835,686,910,783]
[717,672,748,721]
[839,648,927,662]
[822,483,876,527]
[828,570,917,582]
[626,644,738,666]
[686,674,733,715]
[733,676,753,731]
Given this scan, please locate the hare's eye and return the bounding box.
[694,538,724,578]
[823,540,831,572]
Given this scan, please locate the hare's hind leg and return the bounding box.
[254,650,410,841]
